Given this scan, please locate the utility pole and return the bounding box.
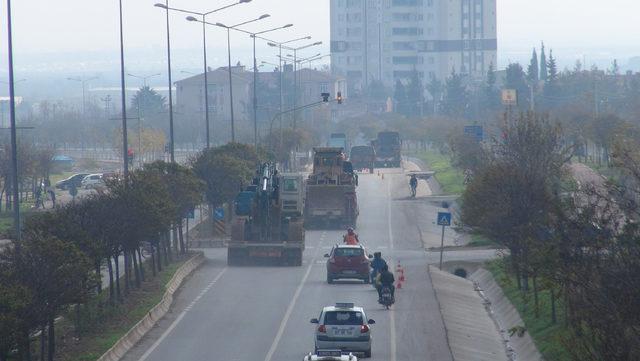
[118,0,129,180]
[6,0,21,241]
[363,0,369,91]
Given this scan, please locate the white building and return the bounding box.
[330,0,497,95]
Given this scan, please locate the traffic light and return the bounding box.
[321,92,330,102]
[337,91,343,105]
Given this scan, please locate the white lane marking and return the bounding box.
[138,267,228,361]
[387,179,397,361]
[264,245,321,361]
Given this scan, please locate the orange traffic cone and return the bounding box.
[396,280,403,289]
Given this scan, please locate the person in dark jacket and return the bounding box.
[376,264,395,300]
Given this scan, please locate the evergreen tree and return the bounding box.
[483,63,500,111]
[543,49,559,101]
[393,80,407,115]
[540,42,548,81]
[527,48,539,83]
[442,69,469,117]
[426,75,443,114]
[405,70,424,116]
[610,59,620,76]
[505,63,529,108]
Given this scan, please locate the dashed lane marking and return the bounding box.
[387,179,397,361]
[263,241,323,361]
[138,267,228,361]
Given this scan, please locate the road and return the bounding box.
[121,165,499,361]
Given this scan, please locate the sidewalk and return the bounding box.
[429,265,509,361]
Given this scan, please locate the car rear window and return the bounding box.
[334,248,364,257]
[324,311,363,325]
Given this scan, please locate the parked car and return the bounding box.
[81,174,105,189]
[55,173,90,190]
[325,244,372,284]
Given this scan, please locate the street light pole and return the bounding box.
[226,28,235,142]
[118,0,129,180]
[67,76,98,118]
[162,0,175,163]
[6,0,20,241]
[161,2,253,148]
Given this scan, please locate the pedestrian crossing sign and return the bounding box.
[437,212,452,226]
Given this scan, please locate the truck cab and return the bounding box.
[280,173,305,218]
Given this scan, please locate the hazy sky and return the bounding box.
[1,0,639,72]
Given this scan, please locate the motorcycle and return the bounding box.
[379,286,394,309]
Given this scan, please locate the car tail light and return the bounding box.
[329,258,336,264]
[318,325,327,333]
[360,258,369,264]
[360,325,369,333]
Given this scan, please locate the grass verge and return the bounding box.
[486,259,572,361]
[466,232,498,247]
[412,150,465,195]
[53,256,189,361]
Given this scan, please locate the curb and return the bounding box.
[97,252,205,361]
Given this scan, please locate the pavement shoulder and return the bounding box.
[429,265,509,361]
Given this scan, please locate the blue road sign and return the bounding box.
[437,212,452,226]
[464,125,484,142]
[214,207,225,221]
[187,208,195,219]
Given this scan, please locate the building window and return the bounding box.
[392,27,419,36]
[393,41,415,50]
[393,56,423,65]
[346,27,362,37]
[392,0,423,5]
[347,0,361,8]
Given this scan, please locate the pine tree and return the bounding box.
[610,59,620,75]
[544,49,559,100]
[527,48,539,83]
[393,80,407,115]
[483,63,499,110]
[540,42,548,82]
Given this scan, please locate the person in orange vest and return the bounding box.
[343,227,360,245]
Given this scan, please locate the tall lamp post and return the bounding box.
[154,0,177,162]
[222,24,293,149]
[269,41,322,131]
[117,0,130,180]
[5,0,21,240]
[190,14,271,143]
[158,0,252,148]
[67,76,99,118]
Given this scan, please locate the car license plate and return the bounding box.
[343,270,357,274]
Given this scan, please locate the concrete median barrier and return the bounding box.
[429,265,508,361]
[97,252,205,361]
[470,268,543,361]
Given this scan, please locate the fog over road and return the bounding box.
[121,165,500,361]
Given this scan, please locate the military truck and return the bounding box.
[372,131,401,168]
[350,145,376,173]
[228,163,305,266]
[305,147,359,228]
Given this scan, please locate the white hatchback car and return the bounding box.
[310,303,375,358]
[81,174,105,189]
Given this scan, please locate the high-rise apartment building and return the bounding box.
[330,0,497,96]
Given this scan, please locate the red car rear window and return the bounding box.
[334,248,364,257]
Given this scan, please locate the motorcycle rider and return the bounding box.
[370,252,387,282]
[409,174,418,196]
[343,227,360,245]
[376,264,395,301]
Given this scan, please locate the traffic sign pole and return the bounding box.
[439,224,445,270]
[436,211,452,270]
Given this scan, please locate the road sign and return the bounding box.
[437,212,452,226]
[186,208,195,219]
[501,89,517,106]
[464,125,484,142]
[214,207,225,221]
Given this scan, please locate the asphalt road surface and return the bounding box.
[122,166,499,361]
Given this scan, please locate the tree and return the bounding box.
[505,63,529,109]
[441,69,469,117]
[543,50,560,102]
[461,113,570,290]
[527,48,539,83]
[482,63,500,113]
[130,86,167,120]
[393,80,407,115]
[426,74,443,114]
[3,233,94,361]
[540,42,548,82]
[405,70,424,117]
